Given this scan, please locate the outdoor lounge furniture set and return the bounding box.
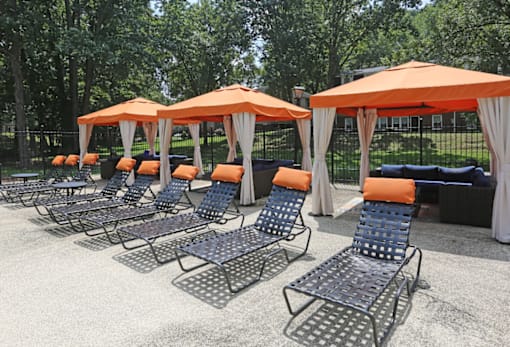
[370,163,495,227]
[2,154,424,346]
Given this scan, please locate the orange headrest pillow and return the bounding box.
[115,158,137,172]
[210,164,244,183]
[65,154,80,166]
[82,153,99,165]
[52,155,66,166]
[363,177,416,204]
[172,165,200,181]
[137,160,160,175]
[272,167,312,191]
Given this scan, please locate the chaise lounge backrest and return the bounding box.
[254,167,312,236]
[354,177,416,261]
[152,165,199,210]
[194,164,244,220]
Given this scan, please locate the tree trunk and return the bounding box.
[64,0,80,151]
[81,58,94,115]
[7,22,30,168]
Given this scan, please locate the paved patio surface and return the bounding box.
[0,178,509,346]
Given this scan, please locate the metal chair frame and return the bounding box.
[282,200,423,347]
[116,180,244,264]
[34,170,129,216]
[48,174,155,225]
[175,185,311,293]
[76,177,195,241]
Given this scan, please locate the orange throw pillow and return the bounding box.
[65,154,80,166]
[172,165,200,181]
[272,167,312,191]
[363,177,415,204]
[52,155,66,166]
[137,160,160,175]
[115,158,137,172]
[211,164,244,183]
[82,153,99,165]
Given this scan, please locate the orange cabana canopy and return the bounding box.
[77,97,163,126]
[311,61,510,117]
[157,84,311,122]
[77,97,195,125]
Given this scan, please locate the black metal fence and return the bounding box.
[0,119,490,185]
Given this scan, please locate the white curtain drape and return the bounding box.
[188,123,204,175]
[478,110,498,177]
[297,119,312,172]
[142,121,158,155]
[223,116,237,162]
[78,124,94,169]
[233,112,256,205]
[356,108,378,189]
[158,118,173,188]
[312,108,336,215]
[119,120,137,185]
[478,97,510,243]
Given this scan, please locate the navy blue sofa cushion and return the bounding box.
[381,164,404,178]
[404,165,439,180]
[438,166,475,183]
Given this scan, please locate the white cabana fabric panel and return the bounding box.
[78,124,94,169]
[233,112,256,205]
[312,107,336,215]
[356,108,378,189]
[188,123,204,175]
[223,116,237,162]
[158,118,173,188]
[478,110,498,177]
[119,120,137,185]
[297,119,312,172]
[142,121,158,155]
[478,97,510,243]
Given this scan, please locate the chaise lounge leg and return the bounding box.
[282,287,317,316]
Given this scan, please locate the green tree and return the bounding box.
[156,0,258,101]
[248,0,421,100]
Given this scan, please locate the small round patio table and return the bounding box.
[11,172,39,183]
[52,181,87,196]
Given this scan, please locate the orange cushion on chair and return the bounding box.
[82,153,99,165]
[115,158,137,172]
[211,164,244,183]
[137,160,160,175]
[65,154,80,166]
[52,155,66,166]
[172,165,200,181]
[363,177,416,204]
[272,166,312,191]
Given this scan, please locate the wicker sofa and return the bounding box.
[223,158,295,199]
[370,164,495,227]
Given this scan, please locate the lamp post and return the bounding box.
[292,86,305,164]
[292,86,305,106]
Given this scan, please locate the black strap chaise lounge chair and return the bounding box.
[69,153,100,192]
[0,154,98,207]
[48,160,160,225]
[115,164,245,264]
[0,155,68,202]
[175,166,312,293]
[75,164,200,242]
[33,157,136,216]
[282,177,423,347]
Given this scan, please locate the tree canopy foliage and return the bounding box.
[1,0,510,142]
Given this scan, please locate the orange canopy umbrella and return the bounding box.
[157,84,311,121]
[311,61,510,117]
[77,97,163,125]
